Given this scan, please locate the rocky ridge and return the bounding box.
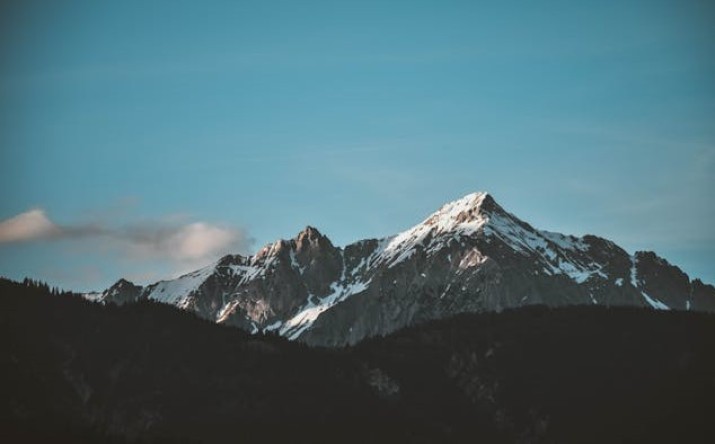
[88,192,715,346]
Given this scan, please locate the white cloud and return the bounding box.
[0,209,61,243]
[173,223,238,260]
[119,222,248,262]
[0,209,252,266]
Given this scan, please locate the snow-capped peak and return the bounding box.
[422,192,492,230]
[81,190,713,346]
[374,192,493,267]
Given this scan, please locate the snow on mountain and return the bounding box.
[630,254,670,310]
[280,279,371,340]
[144,265,215,309]
[375,192,490,267]
[86,192,715,346]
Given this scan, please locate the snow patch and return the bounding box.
[82,292,105,303]
[484,212,605,284]
[280,280,370,340]
[641,292,670,310]
[216,299,241,323]
[630,256,639,288]
[146,264,214,308]
[458,248,487,269]
[263,320,283,332]
[289,249,305,274]
[629,255,669,310]
[539,231,589,252]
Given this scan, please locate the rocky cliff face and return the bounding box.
[89,192,715,346]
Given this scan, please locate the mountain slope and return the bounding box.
[3,279,715,443]
[90,192,715,346]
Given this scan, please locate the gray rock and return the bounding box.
[91,192,715,346]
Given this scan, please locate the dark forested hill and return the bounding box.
[2,278,714,443]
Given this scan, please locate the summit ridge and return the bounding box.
[87,192,715,346]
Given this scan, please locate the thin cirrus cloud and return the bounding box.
[0,208,252,263]
[115,221,250,262]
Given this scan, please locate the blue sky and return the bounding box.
[1,0,713,291]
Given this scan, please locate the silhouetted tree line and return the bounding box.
[20,277,66,296]
[1,277,714,443]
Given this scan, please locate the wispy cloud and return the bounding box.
[113,221,249,262]
[0,209,62,243]
[0,209,252,265]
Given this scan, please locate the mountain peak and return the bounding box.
[253,226,334,261]
[422,191,497,229]
[377,192,496,266]
[296,225,323,241]
[295,225,336,254]
[102,278,143,305]
[111,278,136,289]
[82,191,715,346]
[439,191,493,212]
[462,191,490,202]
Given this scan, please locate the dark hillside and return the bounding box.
[2,278,714,443]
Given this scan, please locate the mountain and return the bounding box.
[89,192,715,346]
[3,279,715,443]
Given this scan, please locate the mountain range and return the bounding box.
[86,192,715,346]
